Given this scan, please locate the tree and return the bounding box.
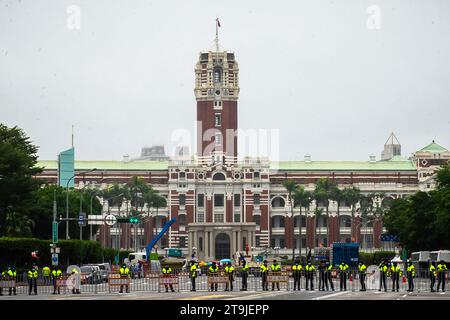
[314,178,337,245]
[0,124,43,236]
[384,164,450,251]
[293,186,312,259]
[282,179,298,260]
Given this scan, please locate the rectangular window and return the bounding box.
[215,114,221,126]
[254,194,260,205]
[256,236,261,247]
[234,194,241,207]
[234,213,240,223]
[279,238,285,248]
[197,213,204,223]
[214,194,224,207]
[254,171,260,179]
[215,132,222,145]
[197,194,204,207]
[179,172,185,179]
[179,237,186,248]
[270,238,275,248]
[214,214,224,223]
[179,194,186,206]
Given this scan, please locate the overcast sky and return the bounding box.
[1,0,449,161]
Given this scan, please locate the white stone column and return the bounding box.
[231,231,236,258]
[188,230,192,258]
[209,231,214,259]
[237,230,241,253]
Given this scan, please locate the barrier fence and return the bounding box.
[0,268,447,295]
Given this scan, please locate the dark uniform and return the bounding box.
[208,263,219,292]
[0,269,5,295]
[339,262,349,291]
[119,264,130,293]
[240,262,249,291]
[305,262,315,291]
[318,261,326,291]
[292,261,303,291]
[429,262,436,292]
[358,262,367,291]
[325,262,334,291]
[260,261,269,291]
[162,265,175,292]
[28,266,38,295]
[390,262,402,292]
[51,267,63,294]
[190,262,197,292]
[271,261,281,291]
[225,263,235,291]
[406,260,415,292]
[437,261,447,292]
[378,261,388,292]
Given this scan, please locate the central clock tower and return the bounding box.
[195,45,240,158]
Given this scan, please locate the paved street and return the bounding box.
[1,289,448,300]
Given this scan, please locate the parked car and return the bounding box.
[80,265,102,284]
[95,263,111,282]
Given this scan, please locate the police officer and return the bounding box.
[305,261,315,291]
[52,266,63,295]
[429,260,437,292]
[240,260,249,291]
[325,262,335,291]
[318,261,326,291]
[162,264,175,293]
[292,259,303,291]
[406,259,415,292]
[208,261,219,292]
[42,265,51,285]
[390,261,402,292]
[5,266,17,296]
[260,260,269,291]
[119,263,130,293]
[190,261,197,292]
[28,264,38,295]
[437,260,447,292]
[358,262,367,291]
[225,262,235,291]
[378,260,388,292]
[271,260,281,291]
[339,262,349,291]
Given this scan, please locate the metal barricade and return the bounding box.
[107,274,131,293]
[267,272,289,291]
[158,275,179,293]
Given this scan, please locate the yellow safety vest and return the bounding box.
[379,264,387,273]
[190,265,197,278]
[28,270,38,278]
[162,267,172,274]
[43,267,51,276]
[52,270,62,278]
[407,265,415,276]
[119,267,130,275]
[437,264,448,271]
[390,265,402,276]
[209,266,218,273]
[339,264,349,271]
[430,265,437,277]
[225,266,234,273]
[260,265,268,273]
[292,264,303,272]
[271,264,281,272]
[242,264,249,272]
[306,265,315,272]
[359,264,367,272]
[7,270,16,277]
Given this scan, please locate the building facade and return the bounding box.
[35,42,450,260]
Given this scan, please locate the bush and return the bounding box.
[358,251,396,266]
[0,237,130,271]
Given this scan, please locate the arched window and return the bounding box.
[212,172,226,181]
[271,197,285,208]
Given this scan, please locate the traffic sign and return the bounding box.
[88,215,104,225]
[52,221,58,244]
[52,253,59,266]
[78,213,86,226]
[105,214,117,226]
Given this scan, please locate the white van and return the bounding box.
[125,252,147,265]
[430,250,450,263]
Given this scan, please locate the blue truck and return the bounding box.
[331,242,359,267]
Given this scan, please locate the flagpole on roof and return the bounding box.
[215,18,220,52]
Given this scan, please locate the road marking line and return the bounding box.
[312,291,347,300]
[225,291,288,300]
[402,294,407,297]
[178,294,232,300]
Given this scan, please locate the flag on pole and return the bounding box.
[216,18,221,28]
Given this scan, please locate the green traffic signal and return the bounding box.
[129,216,139,224]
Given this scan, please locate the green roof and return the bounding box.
[37,160,168,171]
[418,141,448,153]
[270,160,416,171]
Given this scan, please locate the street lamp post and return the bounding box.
[65,168,97,240]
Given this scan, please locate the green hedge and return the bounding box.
[358,251,396,265]
[0,237,130,271]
